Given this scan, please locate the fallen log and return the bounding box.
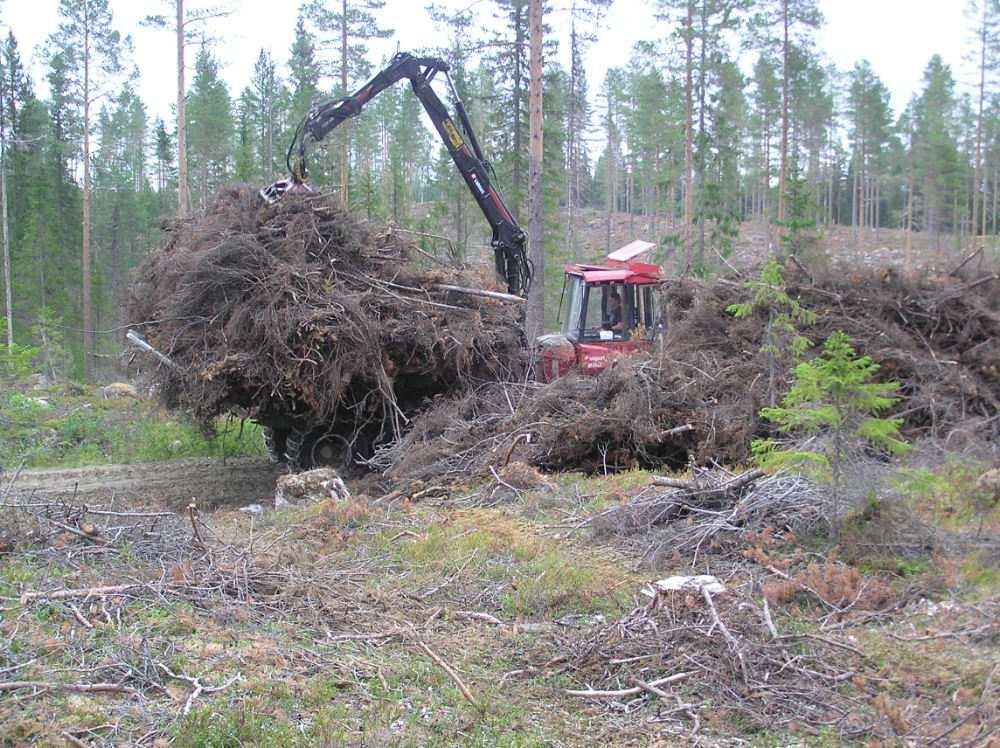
[565,671,692,698]
[20,583,145,604]
[432,284,525,304]
[0,680,137,695]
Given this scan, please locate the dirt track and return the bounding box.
[9,457,283,510]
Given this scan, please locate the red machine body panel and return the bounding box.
[537,242,663,382]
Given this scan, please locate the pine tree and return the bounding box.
[92,86,153,330]
[234,86,258,182]
[564,1,612,253]
[303,0,393,204]
[152,117,175,201]
[847,61,893,246]
[753,0,823,224]
[49,0,126,380]
[748,55,780,221]
[966,0,1000,252]
[483,0,531,220]
[525,0,544,339]
[249,49,285,180]
[142,1,229,218]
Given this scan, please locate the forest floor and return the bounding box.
[1,434,997,746]
[2,222,999,745]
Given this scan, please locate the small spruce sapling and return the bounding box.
[727,257,817,405]
[0,318,39,380]
[752,330,910,536]
[777,159,821,263]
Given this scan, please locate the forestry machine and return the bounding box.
[260,51,664,469]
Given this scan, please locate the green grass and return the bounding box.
[376,507,635,619]
[0,385,265,468]
[893,462,1000,530]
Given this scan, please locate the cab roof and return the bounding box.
[564,265,661,284]
[563,240,662,284]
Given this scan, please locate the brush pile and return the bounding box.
[127,185,524,446]
[130,188,999,477]
[374,272,999,479]
[559,575,919,740]
[585,467,831,564]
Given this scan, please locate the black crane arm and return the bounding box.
[286,52,531,297]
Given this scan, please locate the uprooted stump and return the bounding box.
[127,185,524,454]
[275,468,351,509]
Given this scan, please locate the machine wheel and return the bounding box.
[262,427,290,464]
[285,425,352,471]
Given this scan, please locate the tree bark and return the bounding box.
[176,0,188,218]
[777,0,789,223]
[1,104,12,351]
[82,16,93,381]
[696,0,707,271]
[682,1,694,270]
[605,91,614,253]
[992,161,998,236]
[905,161,914,275]
[340,0,350,205]
[525,0,544,342]
[512,3,526,218]
[972,0,988,256]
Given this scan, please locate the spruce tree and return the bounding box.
[185,45,234,209]
[753,331,909,536]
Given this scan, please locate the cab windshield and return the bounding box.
[562,277,658,342]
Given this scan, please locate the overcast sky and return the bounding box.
[2,0,972,128]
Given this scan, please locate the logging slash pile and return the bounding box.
[129,185,999,477]
[127,185,524,447]
[376,273,1000,479]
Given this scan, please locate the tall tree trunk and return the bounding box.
[526,0,544,342]
[762,117,770,219]
[82,22,93,381]
[905,160,914,275]
[512,3,525,218]
[605,98,614,252]
[777,0,789,223]
[176,0,188,218]
[566,20,577,259]
[682,1,694,270]
[1,129,11,351]
[339,0,350,205]
[992,161,998,235]
[874,177,880,241]
[973,1,988,255]
[695,0,707,271]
